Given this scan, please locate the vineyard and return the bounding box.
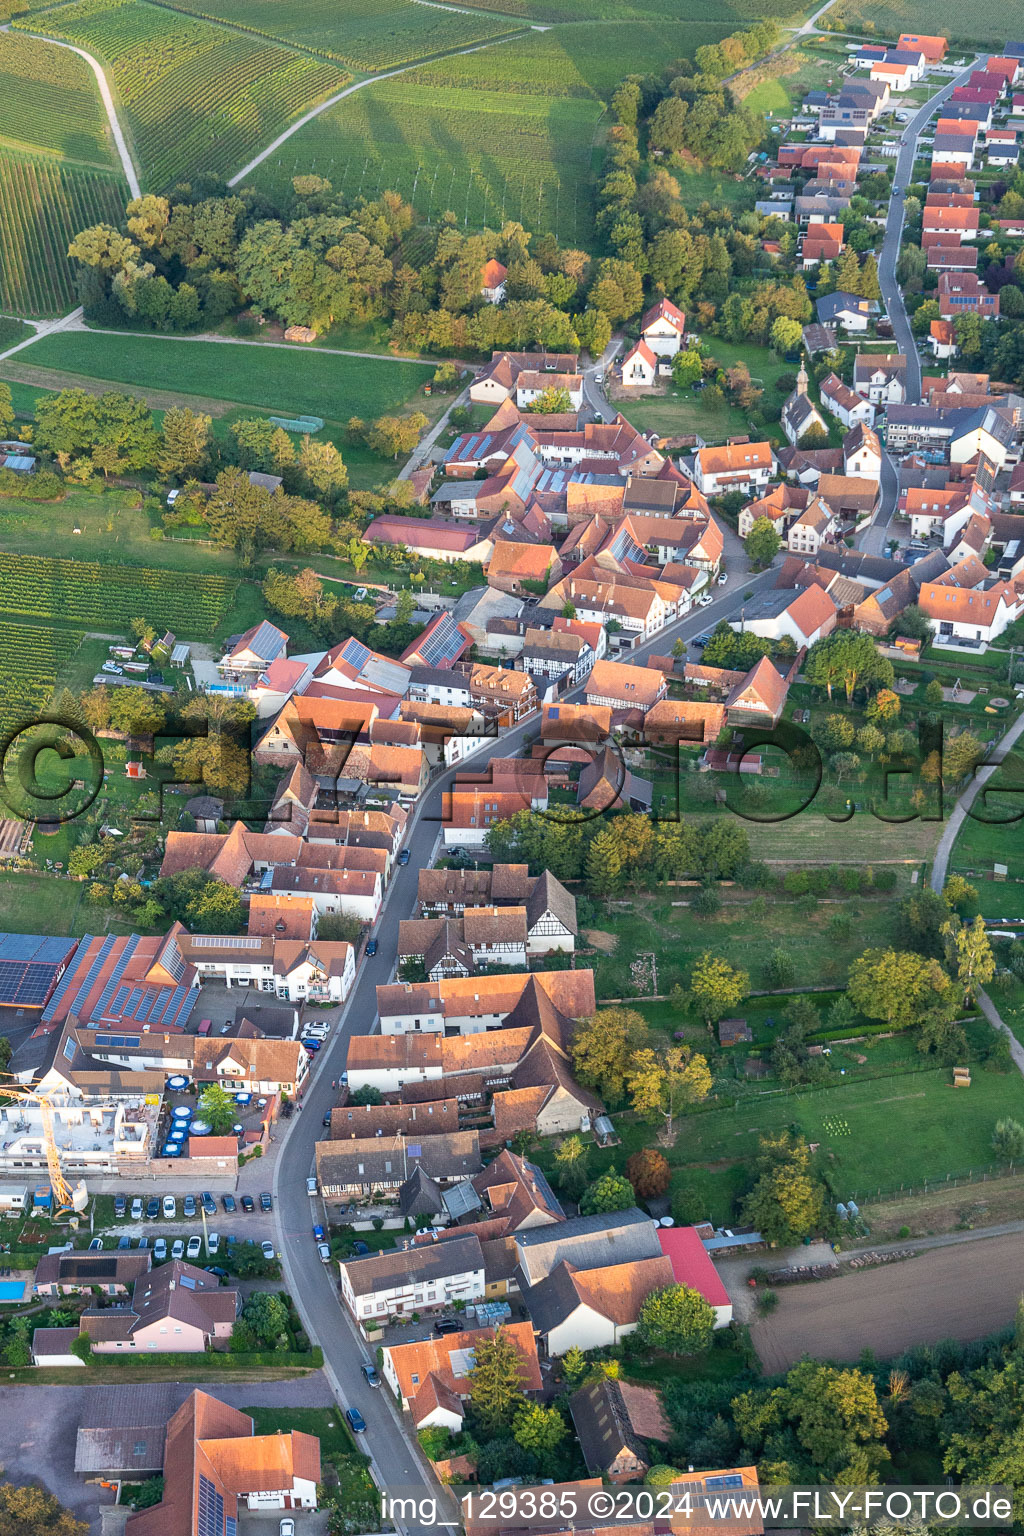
[0,552,237,636]
[0,32,115,165]
[18,0,348,189]
[159,0,520,71]
[0,152,127,315]
[438,0,805,17]
[251,77,603,246]
[0,621,83,735]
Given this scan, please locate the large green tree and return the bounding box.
[469,1327,531,1435]
[571,1008,648,1102]
[637,1284,715,1355]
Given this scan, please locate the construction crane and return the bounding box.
[0,1076,82,1214]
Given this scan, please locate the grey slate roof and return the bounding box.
[514,1207,660,1286]
[340,1234,484,1297]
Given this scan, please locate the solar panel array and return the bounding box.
[43,934,116,1023]
[197,1474,224,1536]
[0,933,78,1007]
[340,637,371,670]
[417,613,464,669]
[93,1033,142,1049]
[246,620,286,662]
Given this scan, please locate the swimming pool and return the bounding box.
[0,1280,25,1301]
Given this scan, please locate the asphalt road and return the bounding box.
[864,56,979,549]
[270,561,776,1534]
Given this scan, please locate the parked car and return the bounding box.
[716,570,728,586]
[346,1408,366,1434]
[365,939,378,957]
[146,1198,159,1220]
[131,1198,144,1220]
[352,1240,370,1255]
[153,1238,167,1261]
[207,1232,220,1256]
[162,1195,176,1218]
[222,1194,236,1213]
[313,1223,325,1241]
[171,1239,185,1260]
[303,1039,321,1053]
[361,1363,381,1388]
[260,1192,272,1212]
[322,1112,331,1128]
[261,1240,275,1260]
[435,1318,462,1336]
[117,1234,131,1250]
[307,1176,318,1194]
[206,1265,229,1279]
[397,849,411,865]
[186,1235,202,1260]
[241,1195,255,1213]
[697,591,714,607]
[318,1242,332,1262]
[137,1237,149,1250]
[201,1192,216,1216]
[88,1237,103,1251]
[183,1194,196,1218]
[280,1519,295,1536]
[114,1196,127,1218]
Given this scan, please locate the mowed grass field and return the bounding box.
[164,0,522,70]
[828,0,1005,47]
[0,32,115,165]
[0,152,127,315]
[251,76,602,246]
[21,330,436,425]
[19,0,348,190]
[249,23,730,245]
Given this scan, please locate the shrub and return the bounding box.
[782,870,811,897]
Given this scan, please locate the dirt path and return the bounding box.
[751,1230,1024,1372]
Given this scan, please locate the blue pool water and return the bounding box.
[0,1281,25,1301]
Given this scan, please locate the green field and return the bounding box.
[442,0,806,19]
[950,748,1024,881]
[251,73,602,244]
[0,152,127,316]
[22,329,437,426]
[0,32,115,165]
[163,0,522,69]
[827,0,1004,47]
[19,0,348,190]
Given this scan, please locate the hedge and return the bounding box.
[95,1347,323,1370]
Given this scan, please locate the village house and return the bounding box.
[730,583,838,648]
[80,1261,239,1354]
[820,373,876,429]
[688,440,775,497]
[938,271,1000,319]
[480,259,507,303]
[382,1321,542,1430]
[315,1131,482,1200]
[620,340,658,388]
[338,1234,486,1325]
[787,495,840,555]
[585,657,667,715]
[570,1378,671,1483]
[398,906,530,977]
[640,297,686,357]
[853,353,907,405]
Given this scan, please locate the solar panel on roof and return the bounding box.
[341,637,371,669]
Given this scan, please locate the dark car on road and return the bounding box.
[201,1192,216,1216]
[397,849,411,865]
[435,1318,462,1336]
[361,1364,381,1388]
[222,1194,236,1213]
[346,1408,366,1434]
[260,1192,272,1212]
[365,939,378,957]
[146,1197,160,1220]
[241,1194,255,1213]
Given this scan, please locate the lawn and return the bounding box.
[826,0,1003,47]
[582,887,907,1000]
[165,0,522,69]
[949,747,1024,882]
[19,0,348,191]
[620,335,794,441]
[0,871,87,933]
[19,331,438,435]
